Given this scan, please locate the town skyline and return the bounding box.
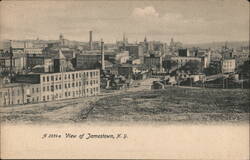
[1,0,249,43]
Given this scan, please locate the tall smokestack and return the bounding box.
[89,30,93,50]
[101,39,105,70]
[9,40,13,78]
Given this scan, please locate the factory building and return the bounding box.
[0,69,100,106]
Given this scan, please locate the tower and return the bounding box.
[101,39,105,70]
[54,49,66,72]
[89,30,93,50]
[122,32,126,51]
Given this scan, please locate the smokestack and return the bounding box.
[9,40,13,79]
[89,30,93,50]
[101,39,105,70]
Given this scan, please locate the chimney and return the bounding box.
[101,39,105,70]
[89,30,93,50]
[9,40,13,79]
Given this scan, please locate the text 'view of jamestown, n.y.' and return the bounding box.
[0,0,249,124]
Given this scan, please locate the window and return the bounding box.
[65,84,67,88]
[79,82,81,86]
[36,88,39,92]
[59,75,61,80]
[47,76,49,82]
[76,82,78,87]
[43,87,45,91]
[51,76,54,81]
[43,77,45,82]
[72,74,75,79]
[47,95,49,100]
[76,73,78,78]
[68,83,70,88]
[47,86,49,91]
[72,83,75,87]
[55,85,58,90]
[65,75,67,80]
[17,99,20,104]
[59,84,61,89]
[65,92,67,97]
[32,88,34,93]
[68,74,70,79]
[37,97,39,101]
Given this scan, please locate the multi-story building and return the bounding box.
[0,54,26,74]
[24,48,43,54]
[76,50,129,69]
[0,83,40,106]
[222,59,236,73]
[178,48,190,57]
[104,51,129,64]
[171,56,202,68]
[124,45,144,62]
[26,54,54,72]
[0,83,24,106]
[39,69,100,101]
[144,54,163,72]
[76,54,101,69]
[0,69,100,106]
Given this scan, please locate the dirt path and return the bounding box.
[0,78,158,124]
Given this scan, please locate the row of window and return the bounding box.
[0,87,40,98]
[1,97,39,105]
[42,80,99,92]
[42,71,99,82]
[42,87,99,101]
[0,89,21,97]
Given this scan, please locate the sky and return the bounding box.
[0,0,249,44]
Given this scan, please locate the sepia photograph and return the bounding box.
[0,0,249,159]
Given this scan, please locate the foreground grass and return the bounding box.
[87,87,249,123]
[1,86,249,124]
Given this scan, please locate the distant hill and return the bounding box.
[183,41,249,49]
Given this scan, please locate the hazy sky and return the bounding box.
[0,0,249,44]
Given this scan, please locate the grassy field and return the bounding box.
[86,87,249,123]
[1,86,249,124]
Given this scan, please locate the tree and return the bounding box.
[179,60,202,74]
[238,60,250,79]
[163,60,178,73]
[203,61,222,76]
